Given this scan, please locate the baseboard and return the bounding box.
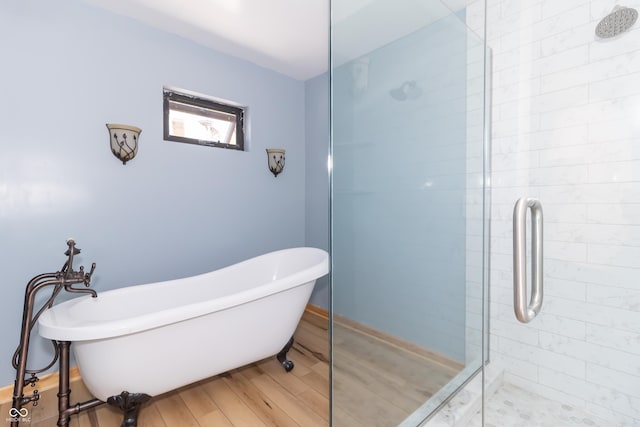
[334,313,464,371]
[304,303,329,320]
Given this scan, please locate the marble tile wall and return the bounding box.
[467,0,640,425]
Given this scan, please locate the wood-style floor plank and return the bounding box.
[332,318,462,426]
[333,347,425,413]
[222,370,299,427]
[74,404,122,427]
[333,406,367,427]
[154,392,200,426]
[178,381,220,419]
[197,409,235,427]
[255,358,309,396]
[298,387,329,421]
[300,368,329,399]
[201,376,267,427]
[250,374,327,427]
[137,403,169,427]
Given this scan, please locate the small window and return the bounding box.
[163,88,245,151]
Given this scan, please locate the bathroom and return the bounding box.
[1,0,639,426]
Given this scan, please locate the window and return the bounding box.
[163,88,245,151]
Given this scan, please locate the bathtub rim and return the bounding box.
[38,247,328,342]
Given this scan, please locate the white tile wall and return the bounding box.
[476,0,640,425]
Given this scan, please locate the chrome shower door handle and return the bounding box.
[513,197,543,323]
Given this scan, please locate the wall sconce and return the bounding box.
[266,148,285,177]
[106,124,141,165]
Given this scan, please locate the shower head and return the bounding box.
[389,81,422,101]
[389,86,407,101]
[595,5,638,38]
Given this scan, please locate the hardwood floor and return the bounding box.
[332,316,463,427]
[11,309,462,426]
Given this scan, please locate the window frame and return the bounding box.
[163,89,245,151]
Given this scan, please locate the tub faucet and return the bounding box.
[60,239,97,297]
[11,239,98,427]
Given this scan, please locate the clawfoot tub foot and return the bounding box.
[107,391,152,427]
[277,336,295,372]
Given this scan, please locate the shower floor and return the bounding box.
[426,365,611,427]
[466,382,610,427]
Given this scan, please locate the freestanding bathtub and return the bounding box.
[38,247,328,407]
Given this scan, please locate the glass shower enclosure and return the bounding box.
[330,0,488,425]
[332,1,640,426]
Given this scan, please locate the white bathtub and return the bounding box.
[38,247,329,402]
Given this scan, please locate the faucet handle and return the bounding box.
[64,239,81,256]
[83,262,96,286]
[62,239,81,276]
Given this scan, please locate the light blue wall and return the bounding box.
[305,74,330,309]
[0,0,307,385]
[332,14,469,361]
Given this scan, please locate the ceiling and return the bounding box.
[81,0,468,81]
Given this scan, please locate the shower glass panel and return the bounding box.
[331,0,487,425]
[479,1,640,426]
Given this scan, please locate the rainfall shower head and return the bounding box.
[595,5,638,38]
[389,81,422,101]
